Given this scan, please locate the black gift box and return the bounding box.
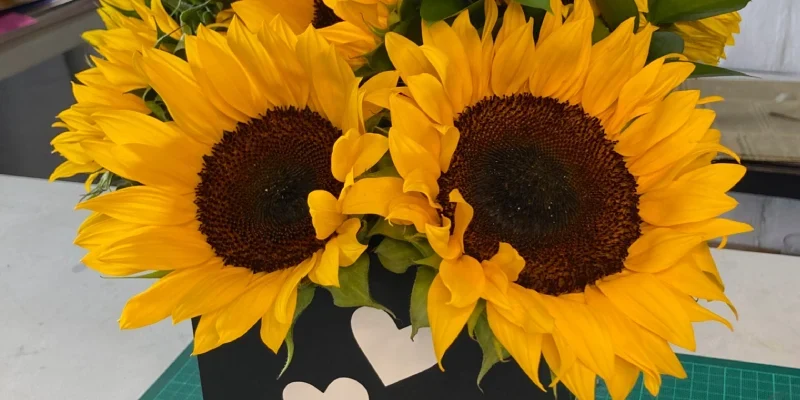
[193,257,568,399]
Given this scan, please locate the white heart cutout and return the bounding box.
[350,307,438,386]
[282,378,369,400]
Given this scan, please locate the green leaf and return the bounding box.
[684,61,750,78]
[324,254,393,316]
[279,284,316,378]
[399,0,422,20]
[355,43,394,78]
[647,0,751,24]
[474,311,508,388]
[591,17,611,43]
[420,0,471,22]
[103,270,171,279]
[595,0,639,31]
[466,300,486,339]
[409,266,437,339]
[375,237,424,274]
[647,31,684,62]
[414,253,442,269]
[367,218,416,241]
[517,0,550,11]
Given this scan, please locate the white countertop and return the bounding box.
[0,175,192,400]
[0,174,799,399]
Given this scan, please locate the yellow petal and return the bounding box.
[309,240,341,287]
[529,16,592,102]
[336,218,367,266]
[273,253,317,324]
[331,130,388,182]
[308,190,346,240]
[598,273,696,350]
[656,257,737,317]
[491,20,536,96]
[405,73,454,126]
[506,283,555,333]
[604,358,641,400]
[639,184,738,226]
[197,25,261,118]
[427,275,476,369]
[559,361,596,400]
[671,287,733,330]
[215,272,287,345]
[439,256,486,308]
[95,225,216,269]
[541,295,615,379]
[582,18,637,116]
[75,186,196,226]
[309,40,357,128]
[172,267,253,322]
[119,267,220,329]
[420,29,469,114]
[49,161,99,182]
[260,284,296,353]
[489,242,525,282]
[625,228,704,273]
[192,309,222,355]
[675,163,746,192]
[385,32,436,81]
[481,261,510,309]
[75,217,142,249]
[691,244,724,289]
[403,168,441,209]
[486,303,545,390]
[386,193,441,231]
[341,177,405,217]
[140,48,232,145]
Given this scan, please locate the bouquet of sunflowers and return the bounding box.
[51,0,754,398]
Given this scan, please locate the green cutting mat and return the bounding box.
[141,344,800,399]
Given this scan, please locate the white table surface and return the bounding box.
[1,174,799,399]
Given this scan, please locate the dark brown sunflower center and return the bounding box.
[438,94,641,296]
[312,0,343,29]
[195,107,343,273]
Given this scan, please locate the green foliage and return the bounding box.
[647,0,751,24]
[375,237,424,274]
[409,266,436,339]
[517,0,550,11]
[420,0,472,22]
[595,0,639,31]
[324,254,394,316]
[591,17,611,43]
[687,61,750,78]
[647,31,684,62]
[474,309,510,388]
[102,270,171,279]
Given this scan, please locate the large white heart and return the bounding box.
[350,307,438,386]
[282,378,369,400]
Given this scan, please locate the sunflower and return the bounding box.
[381,0,751,398]
[73,17,400,355]
[632,0,740,65]
[232,0,397,67]
[51,0,181,184]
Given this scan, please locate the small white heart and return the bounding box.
[350,307,438,386]
[282,378,369,400]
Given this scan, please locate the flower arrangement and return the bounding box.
[51,0,754,398]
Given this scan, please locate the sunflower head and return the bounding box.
[72,17,404,357]
[232,0,398,66]
[377,0,750,398]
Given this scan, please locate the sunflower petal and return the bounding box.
[308,190,346,240]
[119,267,220,329]
[427,275,476,369]
[75,186,195,226]
[598,273,696,350]
[215,272,287,345]
[172,266,253,322]
[486,303,545,390]
[439,256,485,308]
